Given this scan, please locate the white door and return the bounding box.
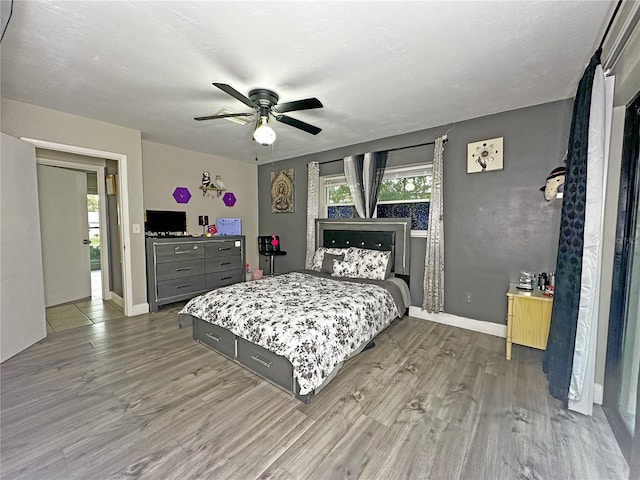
[1,133,47,362]
[37,165,91,307]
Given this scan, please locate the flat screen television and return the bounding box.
[145,210,187,234]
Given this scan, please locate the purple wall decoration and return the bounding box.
[223,192,236,207]
[173,187,191,204]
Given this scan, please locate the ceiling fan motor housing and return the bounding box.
[248,88,279,109]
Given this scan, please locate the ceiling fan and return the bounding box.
[194,83,323,145]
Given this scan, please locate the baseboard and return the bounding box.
[594,383,604,405]
[408,306,507,338]
[110,292,124,308]
[131,303,150,316]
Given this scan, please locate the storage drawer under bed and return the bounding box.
[193,318,235,359]
[236,338,294,392]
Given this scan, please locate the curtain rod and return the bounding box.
[599,0,623,50]
[315,135,448,166]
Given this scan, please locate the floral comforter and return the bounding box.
[179,271,404,395]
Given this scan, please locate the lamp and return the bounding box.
[253,115,276,145]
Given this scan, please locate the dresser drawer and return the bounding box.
[155,243,204,263]
[193,319,236,359]
[156,259,205,281]
[205,240,243,258]
[237,338,293,391]
[206,270,243,289]
[157,274,205,299]
[205,255,242,273]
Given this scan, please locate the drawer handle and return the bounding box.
[175,267,191,272]
[174,245,198,252]
[251,355,272,368]
[205,332,221,342]
[220,276,232,281]
[174,250,193,255]
[176,284,192,289]
[218,247,231,251]
[220,262,231,266]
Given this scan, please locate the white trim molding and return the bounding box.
[408,306,507,338]
[131,302,150,316]
[21,137,135,317]
[594,383,604,405]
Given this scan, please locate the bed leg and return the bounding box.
[363,341,376,351]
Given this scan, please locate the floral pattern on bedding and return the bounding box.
[180,271,401,395]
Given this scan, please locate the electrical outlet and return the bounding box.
[465,293,472,303]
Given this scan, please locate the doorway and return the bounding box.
[22,137,135,317]
[35,158,125,333]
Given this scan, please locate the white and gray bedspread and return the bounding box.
[179,271,406,395]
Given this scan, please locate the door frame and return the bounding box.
[21,138,134,317]
[36,158,111,302]
[603,91,640,473]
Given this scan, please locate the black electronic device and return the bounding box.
[145,210,187,234]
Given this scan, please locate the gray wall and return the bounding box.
[258,99,572,324]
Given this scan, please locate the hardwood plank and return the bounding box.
[0,311,629,480]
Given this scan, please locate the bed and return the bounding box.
[178,218,412,403]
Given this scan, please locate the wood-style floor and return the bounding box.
[0,305,628,480]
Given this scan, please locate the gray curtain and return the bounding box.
[422,136,445,312]
[305,161,320,269]
[343,151,388,218]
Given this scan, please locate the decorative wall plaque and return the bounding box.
[271,168,294,213]
[467,137,504,173]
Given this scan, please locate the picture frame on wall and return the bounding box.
[271,168,295,213]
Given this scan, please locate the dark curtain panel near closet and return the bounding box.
[543,49,602,405]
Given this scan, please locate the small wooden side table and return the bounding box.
[506,284,553,360]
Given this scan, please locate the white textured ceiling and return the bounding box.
[0,1,614,164]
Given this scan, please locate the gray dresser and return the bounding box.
[146,235,245,312]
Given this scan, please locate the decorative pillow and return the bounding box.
[321,253,345,274]
[345,247,391,280]
[311,247,348,271]
[331,259,359,278]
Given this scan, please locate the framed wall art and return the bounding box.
[467,137,504,173]
[271,168,295,213]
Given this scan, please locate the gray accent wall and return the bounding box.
[258,99,572,324]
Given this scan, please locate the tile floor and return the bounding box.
[45,270,124,334]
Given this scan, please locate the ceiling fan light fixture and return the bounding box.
[253,116,276,145]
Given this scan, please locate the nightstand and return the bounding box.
[506,284,553,360]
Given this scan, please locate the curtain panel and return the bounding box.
[422,136,445,312]
[568,63,613,416]
[543,49,602,407]
[343,151,388,218]
[305,161,320,269]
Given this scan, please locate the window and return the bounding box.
[322,164,432,232]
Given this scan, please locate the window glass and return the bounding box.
[324,164,432,230]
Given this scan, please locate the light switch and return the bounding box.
[132,223,141,234]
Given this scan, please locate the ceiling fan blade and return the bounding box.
[273,97,323,114]
[274,114,322,135]
[194,112,255,121]
[212,83,258,109]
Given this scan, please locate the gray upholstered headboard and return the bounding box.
[315,218,411,277]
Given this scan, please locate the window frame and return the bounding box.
[321,163,432,237]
